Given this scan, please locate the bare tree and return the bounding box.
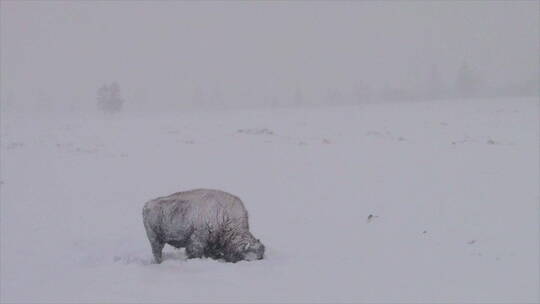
[294,86,304,106]
[427,64,444,99]
[354,81,372,104]
[455,61,478,98]
[97,82,124,114]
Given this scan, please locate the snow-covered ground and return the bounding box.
[1,97,538,303]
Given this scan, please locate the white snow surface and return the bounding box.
[1,98,539,303]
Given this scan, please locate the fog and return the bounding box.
[2,2,539,302]
[1,1,538,112]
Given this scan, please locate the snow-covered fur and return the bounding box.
[143,189,265,263]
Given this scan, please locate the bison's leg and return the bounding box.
[185,233,207,259]
[150,240,165,264]
[145,228,165,263]
[185,244,204,259]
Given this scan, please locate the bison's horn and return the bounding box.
[244,243,250,250]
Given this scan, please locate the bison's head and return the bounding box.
[222,236,265,263]
[241,238,265,261]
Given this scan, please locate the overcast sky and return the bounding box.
[1,1,538,110]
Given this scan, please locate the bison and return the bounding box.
[143,189,265,263]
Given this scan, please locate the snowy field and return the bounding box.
[1,97,538,303]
